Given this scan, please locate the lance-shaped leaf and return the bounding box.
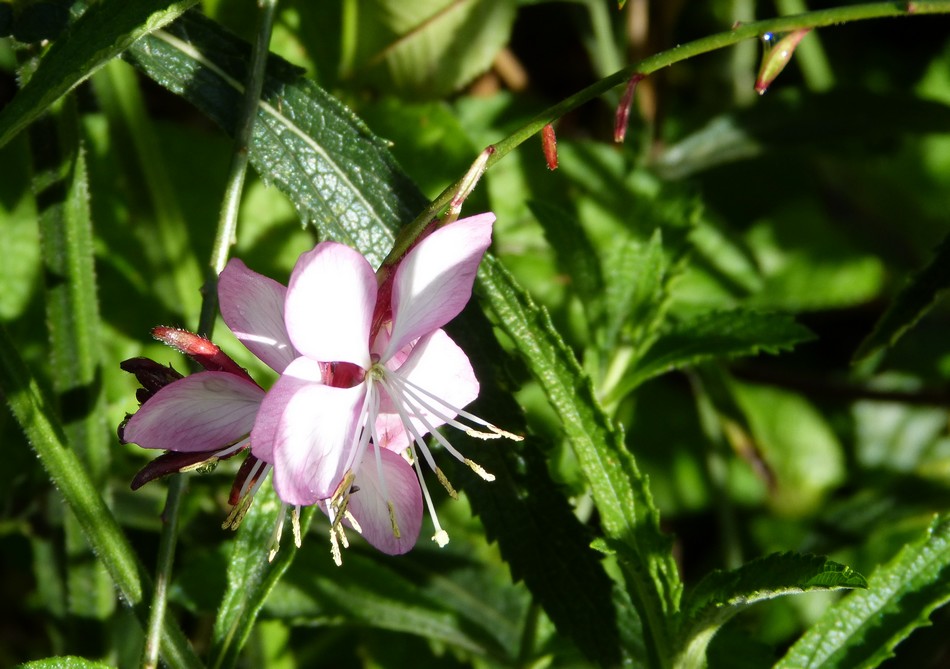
[608,309,814,401]
[210,488,314,669]
[677,552,867,668]
[853,234,950,363]
[127,10,420,268]
[0,327,202,669]
[477,256,682,665]
[0,0,197,150]
[31,94,113,619]
[776,515,950,669]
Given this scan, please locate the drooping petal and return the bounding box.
[375,329,479,451]
[385,213,494,359]
[346,447,422,555]
[285,242,376,367]
[253,357,366,506]
[122,371,263,452]
[218,258,296,373]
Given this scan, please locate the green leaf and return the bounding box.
[90,59,205,320]
[266,550,512,659]
[729,381,846,516]
[528,200,605,330]
[0,135,40,321]
[0,326,202,669]
[443,303,629,666]
[777,515,950,669]
[30,94,114,620]
[610,310,814,399]
[127,10,420,268]
[602,229,669,356]
[654,90,950,179]
[677,553,866,669]
[477,256,681,665]
[348,0,517,97]
[19,657,113,669]
[210,486,314,669]
[0,0,198,150]
[853,234,950,362]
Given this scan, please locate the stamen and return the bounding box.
[464,459,495,482]
[268,504,288,562]
[344,509,362,534]
[223,461,272,530]
[388,501,401,538]
[292,505,302,548]
[336,523,350,549]
[435,467,459,500]
[222,494,252,530]
[180,457,219,474]
[330,526,342,566]
[342,382,377,476]
[408,440,450,548]
[328,470,356,528]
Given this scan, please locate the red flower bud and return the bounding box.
[542,124,558,170]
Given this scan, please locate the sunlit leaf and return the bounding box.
[777,515,950,669]
[348,0,516,97]
[679,552,866,667]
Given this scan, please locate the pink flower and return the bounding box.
[252,213,512,558]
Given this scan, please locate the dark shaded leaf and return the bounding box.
[0,0,197,149]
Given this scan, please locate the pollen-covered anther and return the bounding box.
[388,501,401,538]
[180,457,219,474]
[291,505,302,548]
[343,509,362,534]
[222,494,253,531]
[330,527,343,566]
[463,423,524,442]
[464,459,495,482]
[435,467,459,500]
[328,471,356,529]
[432,529,450,547]
[267,504,288,562]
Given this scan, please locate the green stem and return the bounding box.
[389,1,946,259]
[143,2,279,665]
[143,474,185,669]
[200,0,280,332]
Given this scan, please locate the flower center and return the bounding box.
[324,361,365,388]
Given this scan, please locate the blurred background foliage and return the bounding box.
[3,0,950,667]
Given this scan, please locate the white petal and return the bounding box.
[253,358,366,506]
[285,242,375,367]
[218,258,296,373]
[385,213,494,360]
[375,329,478,452]
[123,371,263,452]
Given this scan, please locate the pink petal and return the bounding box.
[285,242,376,367]
[218,258,296,373]
[347,446,422,555]
[375,329,479,452]
[385,213,494,359]
[122,371,263,452]
[253,357,366,506]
